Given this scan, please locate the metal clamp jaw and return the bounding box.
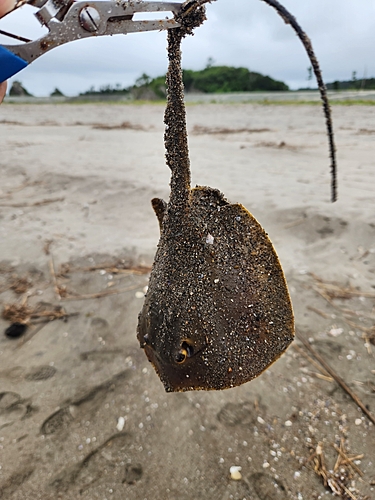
[0,0,183,81]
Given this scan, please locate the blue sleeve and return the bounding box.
[0,46,28,81]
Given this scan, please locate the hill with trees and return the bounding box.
[80,66,289,99]
[182,66,288,93]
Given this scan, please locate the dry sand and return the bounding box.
[0,102,374,499]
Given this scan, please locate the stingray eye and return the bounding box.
[175,349,187,364]
[174,341,194,364]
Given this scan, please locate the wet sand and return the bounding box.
[0,102,374,499]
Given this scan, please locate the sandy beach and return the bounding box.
[0,101,374,499]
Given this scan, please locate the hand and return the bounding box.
[0,0,16,103]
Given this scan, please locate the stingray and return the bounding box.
[137,0,336,392]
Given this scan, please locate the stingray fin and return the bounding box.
[151,198,168,233]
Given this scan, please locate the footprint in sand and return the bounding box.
[40,369,130,436]
[222,471,287,500]
[90,317,109,331]
[285,212,348,243]
[85,316,117,347]
[80,349,125,362]
[25,365,57,381]
[0,462,35,498]
[250,473,288,499]
[0,392,37,429]
[217,400,267,427]
[217,401,256,426]
[0,366,55,429]
[123,463,143,485]
[0,365,56,382]
[49,432,142,493]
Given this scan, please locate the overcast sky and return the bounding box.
[1,0,375,96]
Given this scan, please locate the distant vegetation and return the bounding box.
[326,78,375,91]
[182,66,288,93]
[9,81,33,97]
[79,65,289,99]
[50,88,65,97]
[80,83,130,96]
[10,68,375,101]
[324,70,375,91]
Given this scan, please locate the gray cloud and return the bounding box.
[1,0,374,96]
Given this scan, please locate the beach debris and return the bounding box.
[0,178,42,199]
[59,260,151,277]
[43,239,53,256]
[2,301,69,323]
[116,416,125,431]
[0,196,64,208]
[292,343,333,381]
[4,322,28,338]
[43,258,151,301]
[92,121,146,131]
[2,300,71,339]
[308,272,375,358]
[49,256,65,300]
[191,125,271,135]
[9,275,32,294]
[307,440,367,500]
[61,284,144,301]
[229,466,242,481]
[296,329,375,426]
[2,301,33,324]
[329,327,343,337]
[137,3,294,392]
[311,275,375,301]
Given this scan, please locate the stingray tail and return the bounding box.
[260,0,337,202]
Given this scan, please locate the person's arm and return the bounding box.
[0,82,7,103]
[0,0,16,102]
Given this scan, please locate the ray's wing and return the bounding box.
[138,187,294,392]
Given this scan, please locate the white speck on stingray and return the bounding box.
[206,233,214,245]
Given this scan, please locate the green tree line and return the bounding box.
[80,65,289,98]
[326,77,375,91]
[182,66,288,93]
